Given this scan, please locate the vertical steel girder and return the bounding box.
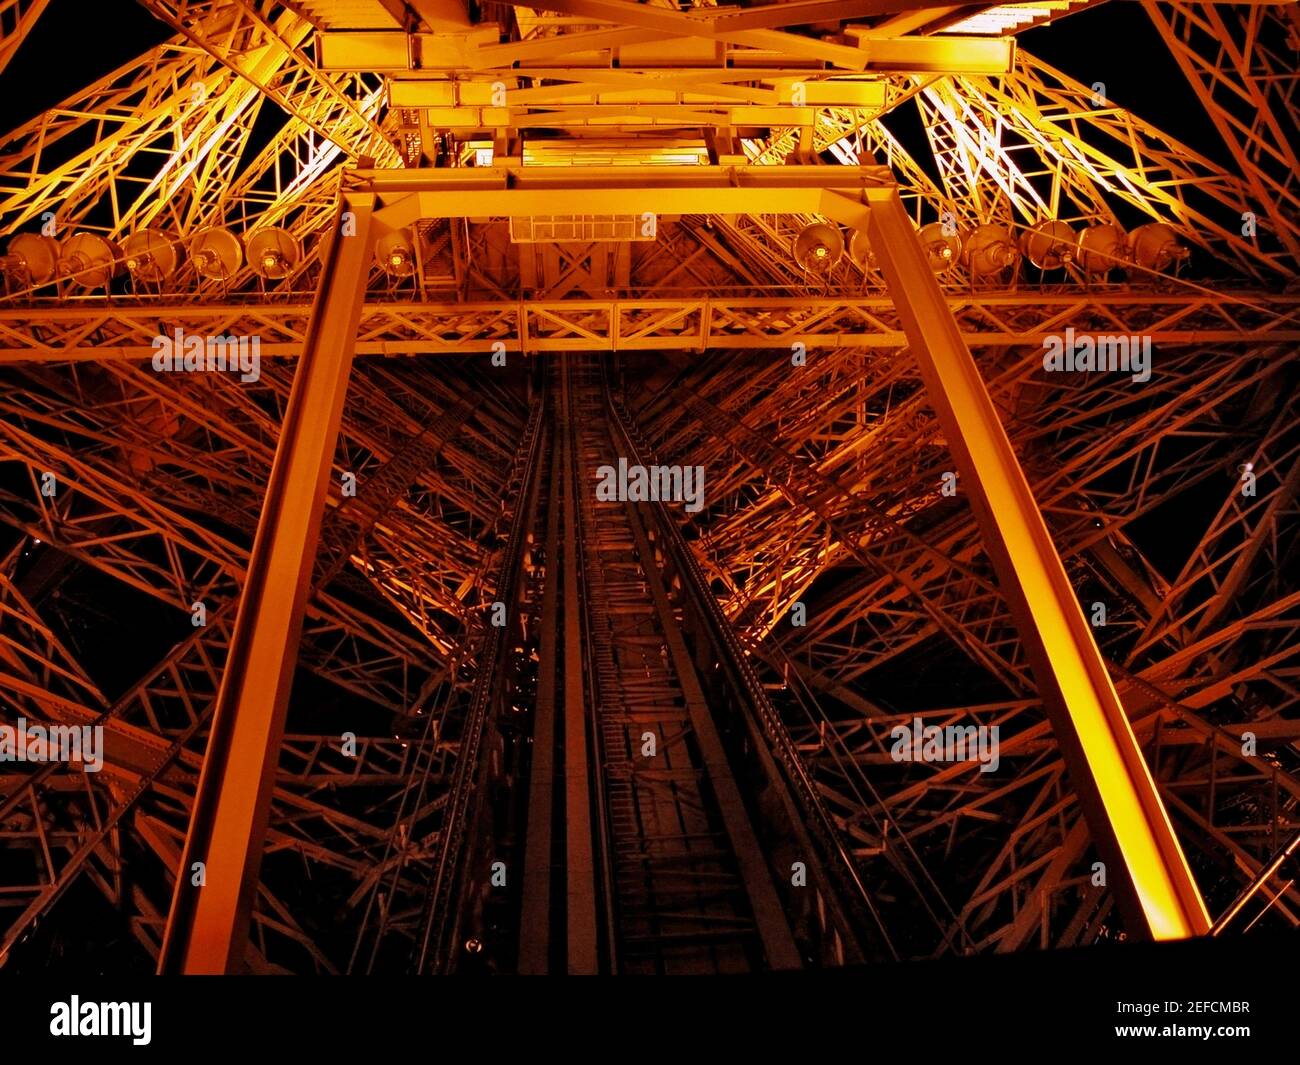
[864,188,1211,941]
[158,192,374,974]
[558,376,600,974]
[517,425,561,975]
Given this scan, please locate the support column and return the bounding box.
[864,188,1210,941]
[518,421,560,974]
[159,192,375,973]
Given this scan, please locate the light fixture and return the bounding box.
[961,224,1020,277]
[58,233,123,289]
[1019,220,1077,270]
[375,230,417,278]
[848,227,877,271]
[123,229,184,282]
[1129,223,1189,272]
[917,222,962,273]
[792,222,844,273]
[1,233,60,285]
[189,227,244,281]
[1076,224,1129,275]
[247,226,302,281]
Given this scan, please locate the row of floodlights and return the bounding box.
[793,219,1190,277]
[0,226,424,289]
[0,219,1189,289]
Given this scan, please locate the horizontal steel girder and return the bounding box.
[1,292,1295,361]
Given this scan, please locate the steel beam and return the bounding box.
[368,163,887,230]
[863,187,1211,942]
[517,418,561,974]
[2,293,1296,362]
[558,369,600,974]
[621,482,804,970]
[157,192,375,974]
[0,0,49,74]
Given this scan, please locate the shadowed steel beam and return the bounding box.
[863,187,1211,942]
[558,370,599,973]
[517,419,561,974]
[158,191,375,974]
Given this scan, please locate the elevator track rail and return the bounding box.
[441,357,872,974]
[560,357,803,973]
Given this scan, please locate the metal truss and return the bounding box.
[629,331,1300,950]
[1,290,1297,359]
[0,0,46,74]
